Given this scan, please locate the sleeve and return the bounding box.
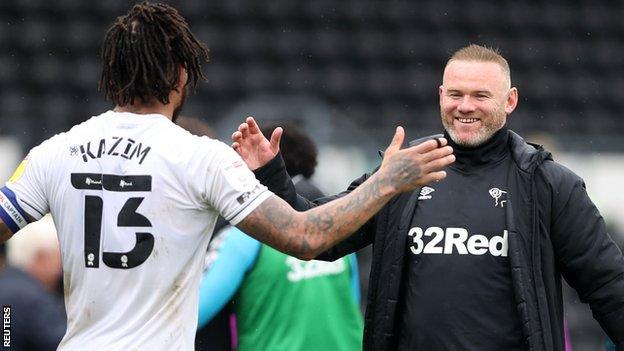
[254,153,377,260]
[201,142,273,225]
[1,145,50,233]
[348,253,361,303]
[541,163,624,345]
[197,226,261,328]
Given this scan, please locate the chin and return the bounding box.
[448,129,491,147]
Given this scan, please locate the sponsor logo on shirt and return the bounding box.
[408,227,508,257]
[85,177,101,186]
[7,156,29,184]
[418,186,435,200]
[236,185,263,205]
[489,187,507,208]
[286,257,346,282]
[223,159,256,192]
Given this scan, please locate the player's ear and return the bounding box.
[177,66,188,89]
[505,87,518,114]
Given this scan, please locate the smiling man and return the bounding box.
[440,48,517,147]
[231,44,624,351]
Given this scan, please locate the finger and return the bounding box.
[231,131,242,142]
[384,126,405,156]
[419,145,454,164]
[411,137,448,154]
[419,170,448,185]
[239,123,250,139]
[270,127,283,153]
[231,142,240,150]
[246,116,263,135]
[422,154,456,173]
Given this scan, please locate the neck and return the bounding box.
[446,128,510,171]
[114,101,173,120]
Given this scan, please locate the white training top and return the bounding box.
[2,111,272,350]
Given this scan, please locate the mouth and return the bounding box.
[455,117,480,124]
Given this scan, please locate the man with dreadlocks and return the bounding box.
[0,2,454,350]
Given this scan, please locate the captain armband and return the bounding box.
[0,187,29,233]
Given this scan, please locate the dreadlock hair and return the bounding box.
[99,1,209,107]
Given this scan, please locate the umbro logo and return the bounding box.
[418,186,435,200]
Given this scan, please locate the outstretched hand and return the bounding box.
[378,126,455,194]
[231,116,283,170]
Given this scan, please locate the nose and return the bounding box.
[457,96,476,113]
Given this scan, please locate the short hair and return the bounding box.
[447,44,511,81]
[261,123,318,179]
[7,215,59,270]
[99,2,209,107]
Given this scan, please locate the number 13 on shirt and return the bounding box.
[71,173,154,269]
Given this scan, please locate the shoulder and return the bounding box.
[22,132,71,169]
[537,159,584,190]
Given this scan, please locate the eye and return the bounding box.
[448,92,461,99]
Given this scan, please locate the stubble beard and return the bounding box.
[172,87,188,124]
[441,109,507,148]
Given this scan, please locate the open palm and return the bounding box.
[231,116,283,170]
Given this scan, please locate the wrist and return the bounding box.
[370,170,398,198]
[253,152,284,179]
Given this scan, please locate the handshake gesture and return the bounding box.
[232,116,455,195]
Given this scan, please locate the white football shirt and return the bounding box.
[1,111,272,350]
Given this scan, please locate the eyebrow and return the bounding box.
[446,89,492,96]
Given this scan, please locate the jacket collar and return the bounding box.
[507,130,553,173]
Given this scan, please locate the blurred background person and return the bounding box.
[0,215,66,350]
[7,215,63,294]
[197,123,363,351]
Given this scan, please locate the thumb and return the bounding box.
[384,126,405,156]
[270,127,283,153]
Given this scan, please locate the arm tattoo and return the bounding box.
[237,144,443,258]
[238,170,394,259]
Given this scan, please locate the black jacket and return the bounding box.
[254,131,624,351]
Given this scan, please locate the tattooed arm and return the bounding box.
[237,126,455,260]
